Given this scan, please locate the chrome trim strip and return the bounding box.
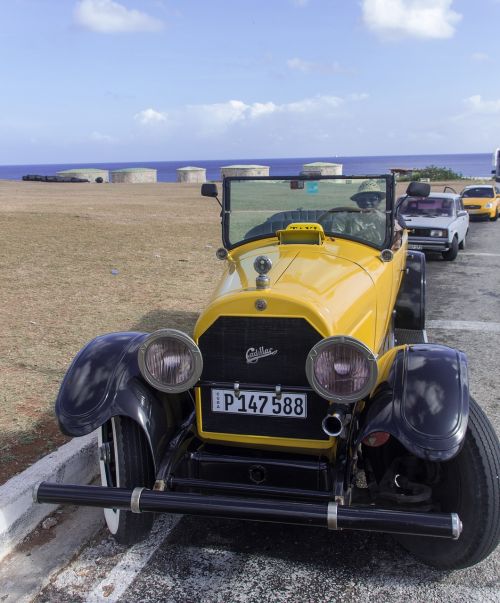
[131,487,145,514]
[327,501,338,530]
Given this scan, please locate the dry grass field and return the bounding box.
[0,177,483,483]
[0,181,222,483]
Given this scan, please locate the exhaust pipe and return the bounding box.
[322,408,345,437]
[33,482,462,539]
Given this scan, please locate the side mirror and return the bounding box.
[457,210,468,217]
[406,181,430,197]
[201,183,219,198]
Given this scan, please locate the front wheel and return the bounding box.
[442,236,458,261]
[98,416,155,544]
[397,398,500,569]
[489,209,498,222]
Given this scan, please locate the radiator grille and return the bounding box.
[198,317,328,440]
[409,228,430,237]
[198,316,323,386]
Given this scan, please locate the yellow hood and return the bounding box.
[194,240,379,350]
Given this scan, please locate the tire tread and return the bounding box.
[112,416,155,545]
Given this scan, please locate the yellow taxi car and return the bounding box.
[35,175,499,570]
[460,183,500,221]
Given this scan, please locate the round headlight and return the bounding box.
[305,336,377,402]
[138,329,203,393]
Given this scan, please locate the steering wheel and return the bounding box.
[317,206,368,234]
[317,206,363,220]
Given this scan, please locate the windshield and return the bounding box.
[399,196,454,217]
[223,176,392,249]
[461,187,494,198]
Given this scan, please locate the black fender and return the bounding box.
[55,332,175,470]
[358,344,469,461]
[395,250,425,330]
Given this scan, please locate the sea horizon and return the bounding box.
[0,152,494,182]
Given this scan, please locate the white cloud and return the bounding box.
[463,95,500,114]
[181,95,347,130]
[348,93,369,102]
[74,0,163,33]
[286,95,343,113]
[471,52,489,62]
[189,100,250,127]
[287,57,343,74]
[90,131,115,142]
[361,0,462,39]
[133,94,367,141]
[249,102,279,118]
[134,108,168,124]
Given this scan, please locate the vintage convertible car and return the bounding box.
[35,174,499,570]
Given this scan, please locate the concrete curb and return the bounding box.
[0,432,98,562]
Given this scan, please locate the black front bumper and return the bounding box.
[34,482,462,540]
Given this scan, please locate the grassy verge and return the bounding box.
[0,181,221,484]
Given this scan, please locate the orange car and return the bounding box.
[460,184,500,221]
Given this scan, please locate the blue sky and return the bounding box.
[1,0,500,164]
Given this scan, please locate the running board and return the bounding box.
[34,482,461,540]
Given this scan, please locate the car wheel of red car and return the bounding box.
[396,398,500,569]
[442,236,458,261]
[98,416,155,545]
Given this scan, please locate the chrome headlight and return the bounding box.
[485,202,493,208]
[305,336,378,403]
[138,329,203,393]
[429,229,447,237]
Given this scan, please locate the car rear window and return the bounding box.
[399,196,453,217]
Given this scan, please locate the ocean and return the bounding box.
[0,153,494,182]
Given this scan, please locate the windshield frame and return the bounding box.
[221,174,395,251]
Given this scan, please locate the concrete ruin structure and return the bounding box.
[110,168,157,184]
[301,162,343,176]
[220,165,270,179]
[176,166,207,183]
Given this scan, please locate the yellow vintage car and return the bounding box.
[460,183,500,220]
[35,174,499,570]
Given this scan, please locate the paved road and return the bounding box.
[17,220,500,602]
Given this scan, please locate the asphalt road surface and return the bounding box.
[14,220,500,602]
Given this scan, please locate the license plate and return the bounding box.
[408,244,423,250]
[211,389,307,418]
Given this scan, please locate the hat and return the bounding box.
[350,179,386,204]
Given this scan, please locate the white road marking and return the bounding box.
[84,514,181,603]
[427,320,500,333]
[461,252,500,257]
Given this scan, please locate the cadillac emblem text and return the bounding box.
[245,346,278,364]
